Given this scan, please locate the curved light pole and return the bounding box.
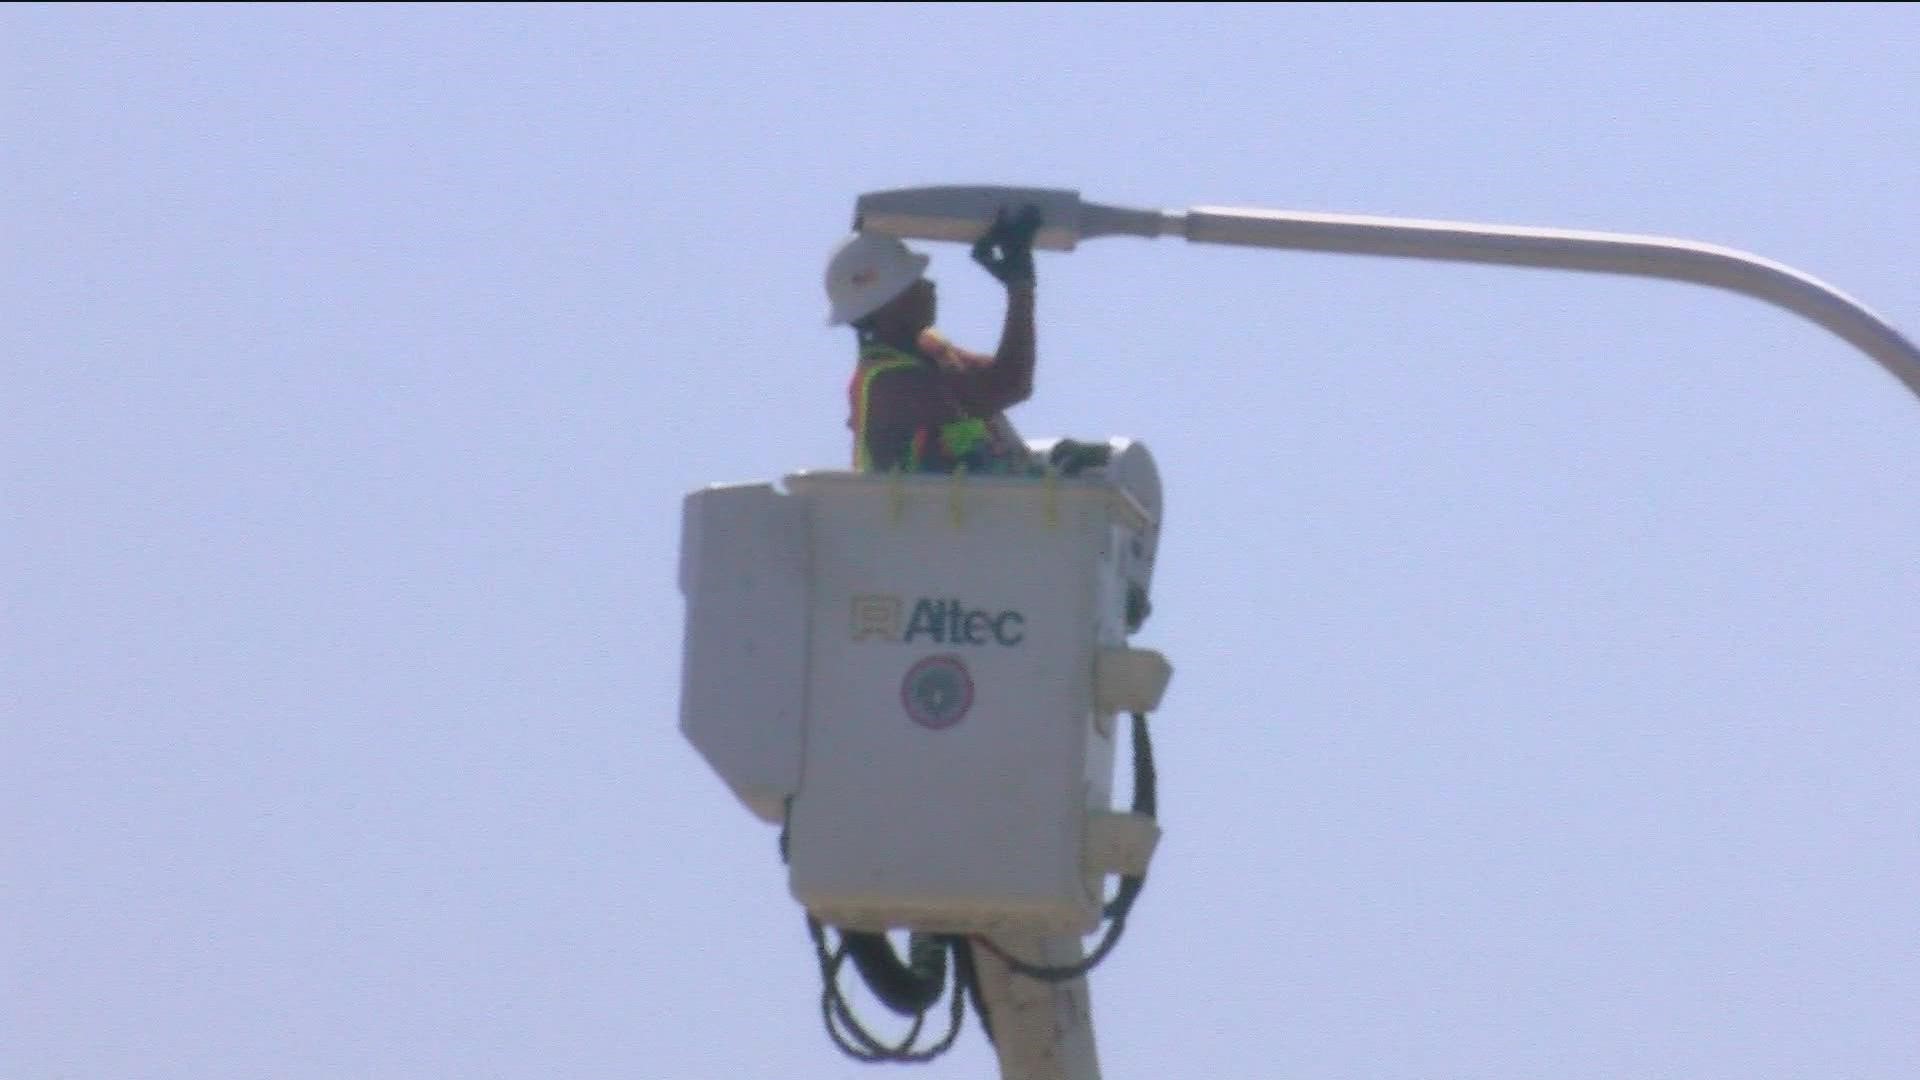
[855,186,1920,404]
[845,186,1920,1080]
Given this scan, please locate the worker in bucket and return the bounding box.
[812,208,1063,1041]
[827,205,1104,477]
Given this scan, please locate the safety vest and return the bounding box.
[850,342,994,474]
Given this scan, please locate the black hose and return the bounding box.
[842,931,949,1017]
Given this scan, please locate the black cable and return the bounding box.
[1127,709,1158,817]
[952,935,993,1046]
[810,918,971,1064]
[814,922,921,1060]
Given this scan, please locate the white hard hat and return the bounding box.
[824,232,930,326]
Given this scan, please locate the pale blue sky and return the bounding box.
[7,4,1920,1078]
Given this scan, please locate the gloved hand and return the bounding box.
[971,204,1042,287]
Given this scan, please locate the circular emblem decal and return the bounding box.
[901,655,974,731]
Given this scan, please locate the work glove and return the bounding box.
[971,204,1042,287]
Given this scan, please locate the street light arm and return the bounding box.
[852,186,1920,405]
[1176,206,1920,403]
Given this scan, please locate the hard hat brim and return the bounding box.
[827,251,930,326]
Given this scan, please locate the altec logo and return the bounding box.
[851,595,1026,647]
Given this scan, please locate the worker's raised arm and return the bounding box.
[989,283,1035,402]
[948,206,1042,412]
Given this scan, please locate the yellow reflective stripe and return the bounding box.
[937,417,990,459]
[854,357,921,472]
